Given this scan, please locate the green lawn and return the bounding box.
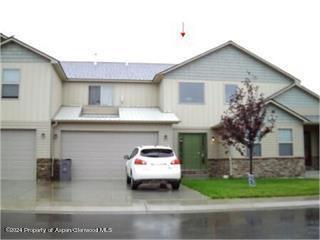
[182,178,320,199]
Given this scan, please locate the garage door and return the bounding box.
[1,130,36,180]
[61,131,158,180]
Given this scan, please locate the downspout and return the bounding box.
[228,146,233,177]
[51,120,58,177]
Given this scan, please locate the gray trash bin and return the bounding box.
[60,159,71,181]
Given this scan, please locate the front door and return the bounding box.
[304,131,312,169]
[179,133,206,169]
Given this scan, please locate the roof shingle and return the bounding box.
[61,61,173,81]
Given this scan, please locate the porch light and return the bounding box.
[211,136,215,142]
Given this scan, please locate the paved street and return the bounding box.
[1,207,319,239]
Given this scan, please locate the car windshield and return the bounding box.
[140,149,174,158]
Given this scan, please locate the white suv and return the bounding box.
[125,146,181,190]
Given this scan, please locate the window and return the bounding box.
[89,86,101,105]
[247,143,262,157]
[2,69,20,98]
[179,82,204,103]
[247,135,262,157]
[225,84,238,103]
[88,85,113,106]
[278,129,293,156]
[140,149,174,158]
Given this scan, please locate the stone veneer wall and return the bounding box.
[37,159,52,181]
[37,159,61,181]
[208,157,305,177]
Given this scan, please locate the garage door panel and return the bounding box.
[1,130,36,180]
[62,131,158,180]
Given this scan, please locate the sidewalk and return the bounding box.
[7,196,317,214]
[1,180,318,214]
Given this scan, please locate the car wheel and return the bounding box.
[126,175,131,185]
[130,178,139,190]
[171,182,180,190]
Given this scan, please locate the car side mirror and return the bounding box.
[124,155,129,160]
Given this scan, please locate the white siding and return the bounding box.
[50,67,62,117]
[1,62,52,121]
[1,121,51,158]
[63,82,159,107]
[161,79,288,127]
[228,105,304,158]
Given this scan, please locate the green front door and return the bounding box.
[179,133,207,169]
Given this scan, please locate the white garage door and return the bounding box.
[1,130,36,180]
[61,131,158,180]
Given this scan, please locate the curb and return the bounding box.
[1,199,319,215]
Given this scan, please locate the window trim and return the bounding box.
[1,69,21,99]
[278,128,294,156]
[178,81,205,105]
[88,85,101,105]
[88,85,113,106]
[224,83,238,105]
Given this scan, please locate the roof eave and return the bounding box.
[53,119,180,124]
[267,83,320,100]
[1,36,68,80]
[66,78,154,83]
[266,99,310,122]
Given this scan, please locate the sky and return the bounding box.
[0,0,319,93]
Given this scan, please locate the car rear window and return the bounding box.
[140,149,174,158]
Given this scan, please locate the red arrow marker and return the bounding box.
[180,22,186,37]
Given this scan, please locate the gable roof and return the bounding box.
[61,61,173,81]
[212,99,310,129]
[267,83,320,100]
[0,35,67,80]
[153,41,301,83]
[0,33,9,42]
[266,99,310,122]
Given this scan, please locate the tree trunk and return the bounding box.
[249,145,253,174]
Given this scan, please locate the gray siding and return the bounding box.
[267,105,302,124]
[1,42,49,62]
[165,46,292,84]
[275,87,319,110]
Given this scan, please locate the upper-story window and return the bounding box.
[2,69,20,99]
[88,85,113,106]
[179,82,204,104]
[225,84,238,104]
[278,129,293,156]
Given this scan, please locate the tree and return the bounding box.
[216,72,276,175]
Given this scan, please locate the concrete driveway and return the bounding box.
[1,180,208,212]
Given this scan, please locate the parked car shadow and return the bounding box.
[129,182,172,192]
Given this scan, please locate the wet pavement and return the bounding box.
[1,180,318,213]
[1,180,208,211]
[1,207,319,239]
